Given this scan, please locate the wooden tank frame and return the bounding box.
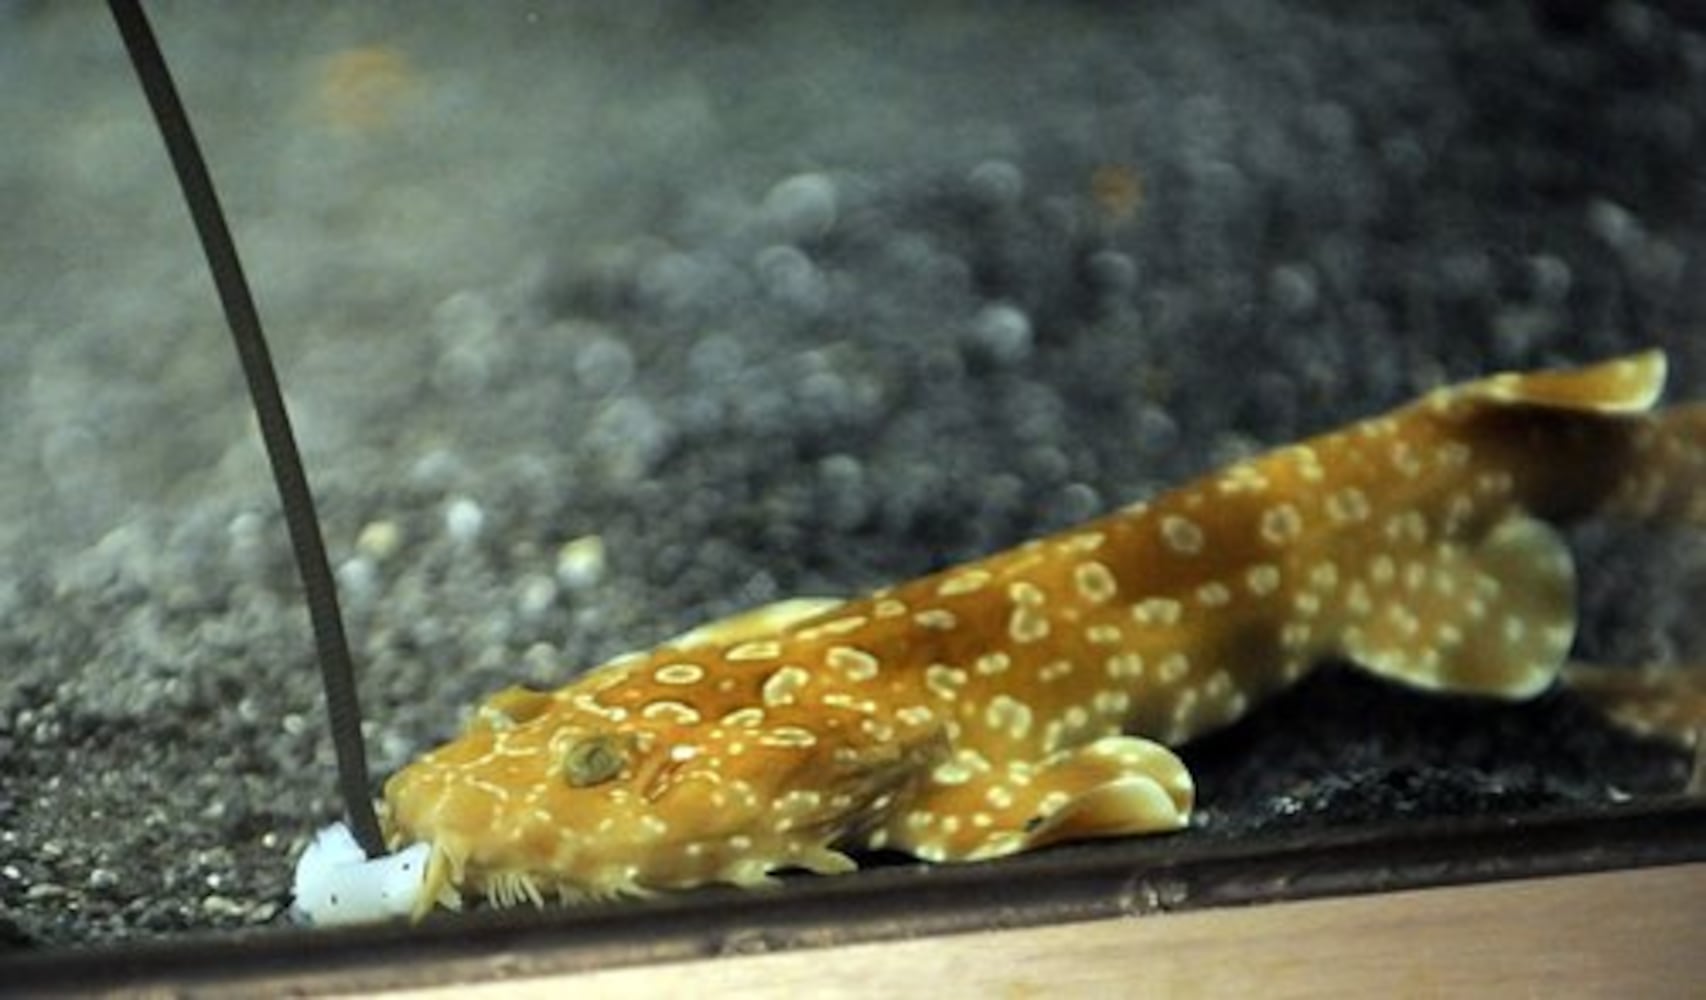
[7,797,1702,995]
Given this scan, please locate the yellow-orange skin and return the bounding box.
[384,352,1701,914]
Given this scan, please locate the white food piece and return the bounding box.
[291,822,429,926]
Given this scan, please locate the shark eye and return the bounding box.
[560,734,628,787]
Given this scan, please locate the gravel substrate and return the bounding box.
[1,0,1703,950]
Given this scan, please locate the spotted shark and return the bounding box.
[378,351,1704,916]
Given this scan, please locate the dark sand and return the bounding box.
[0,0,1702,950]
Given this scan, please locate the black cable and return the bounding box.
[107,0,386,859]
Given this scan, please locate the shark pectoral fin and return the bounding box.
[886,736,1194,864]
[1016,737,1195,853]
[796,845,859,876]
[666,597,845,648]
[1337,514,1576,700]
[1562,661,1706,752]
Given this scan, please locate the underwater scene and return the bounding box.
[0,0,1703,951]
